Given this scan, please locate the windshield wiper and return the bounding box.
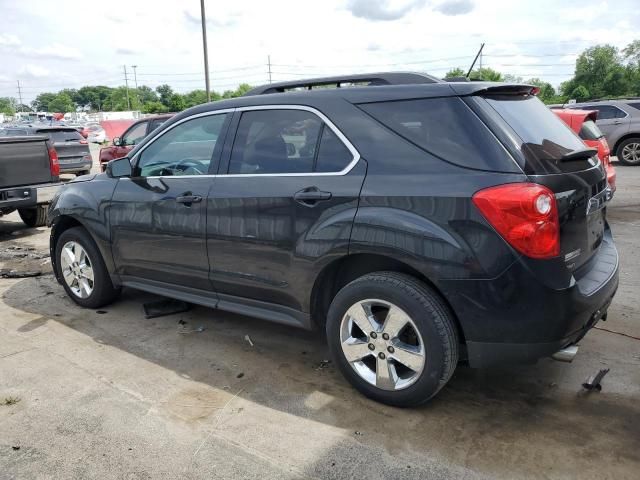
[561,148,597,161]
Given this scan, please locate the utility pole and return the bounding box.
[268,55,272,84]
[200,0,211,102]
[131,65,139,107]
[123,65,131,110]
[16,80,23,112]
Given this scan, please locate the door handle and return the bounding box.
[294,187,332,206]
[613,120,622,125]
[176,195,203,205]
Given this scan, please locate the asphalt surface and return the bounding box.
[0,147,638,479]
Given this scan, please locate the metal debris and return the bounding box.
[142,298,190,319]
[582,368,610,391]
[244,334,254,347]
[0,270,42,279]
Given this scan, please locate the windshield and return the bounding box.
[579,120,604,141]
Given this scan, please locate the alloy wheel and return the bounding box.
[621,142,640,164]
[339,299,425,391]
[60,241,95,299]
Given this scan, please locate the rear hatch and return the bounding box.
[468,90,609,272]
[36,128,90,165]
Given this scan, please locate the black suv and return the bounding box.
[48,73,619,406]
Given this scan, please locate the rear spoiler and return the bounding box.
[447,82,538,97]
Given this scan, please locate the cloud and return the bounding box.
[183,9,238,28]
[346,0,427,21]
[18,64,50,78]
[0,33,21,47]
[116,47,137,55]
[20,43,82,60]
[434,0,475,16]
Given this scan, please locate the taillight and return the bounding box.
[472,183,560,259]
[48,146,60,176]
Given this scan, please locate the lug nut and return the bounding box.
[368,343,375,351]
[378,352,386,359]
[387,346,395,353]
[370,332,377,339]
[382,333,390,340]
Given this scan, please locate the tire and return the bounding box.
[18,205,48,228]
[55,226,120,308]
[77,170,91,176]
[616,137,640,166]
[326,272,459,407]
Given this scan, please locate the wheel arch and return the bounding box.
[310,253,466,345]
[613,133,640,156]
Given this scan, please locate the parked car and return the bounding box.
[87,123,107,144]
[553,108,616,191]
[98,115,173,171]
[1,126,92,176]
[49,73,618,407]
[67,124,90,138]
[0,134,60,227]
[565,99,640,165]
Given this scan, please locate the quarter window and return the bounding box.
[228,109,353,174]
[590,105,627,120]
[122,122,148,146]
[136,114,228,177]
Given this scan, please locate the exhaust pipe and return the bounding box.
[551,345,579,363]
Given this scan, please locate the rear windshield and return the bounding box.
[36,129,83,142]
[481,95,596,173]
[579,120,603,141]
[1,128,29,136]
[358,97,516,172]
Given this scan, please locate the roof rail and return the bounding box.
[244,72,442,96]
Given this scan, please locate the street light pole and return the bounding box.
[200,0,211,102]
[131,65,139,89]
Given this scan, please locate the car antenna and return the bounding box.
[466,43,485,79]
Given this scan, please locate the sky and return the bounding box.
[0,0,638,105]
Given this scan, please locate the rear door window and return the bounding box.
[37,129,83,142]
[589,105,627,120]
[122,122,148,146]
[358,97,515,171]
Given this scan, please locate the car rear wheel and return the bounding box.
[617,137,640,166]
[18,205,48,228]
[326,272,458,407]
[55,227,120,308]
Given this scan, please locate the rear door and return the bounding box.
[110,112,231,291]
[206,106,366,312]
[473,94,608,271]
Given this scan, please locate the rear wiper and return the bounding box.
[561,148,598,161]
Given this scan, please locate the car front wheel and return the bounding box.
[55,227,120,308]
[326,272,459,407]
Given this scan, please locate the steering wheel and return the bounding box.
[171,158,208,175]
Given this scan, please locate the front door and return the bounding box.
[110,112,231,291]
[207,107,365,312]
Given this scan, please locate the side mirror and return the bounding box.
[106,157,132,178]
[112,137,122,146]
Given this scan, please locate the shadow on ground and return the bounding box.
[3,275,639,478]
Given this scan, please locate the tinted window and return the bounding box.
[627,102,640,111]
[591,105,626,120]
[137,114,228,177]
[37,129,83,142]
[315,127,353,172]
[229,110,322,174]
[359,97,513,171]
[1,128,29,136]
[123,122,148,145]
[148,118,168,133]
[579,120,604,141]
[484,95,586,163]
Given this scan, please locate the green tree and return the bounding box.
[167,93,186,112]
[47,92,75,113]
[469,67,503,81]
[183,89,209,108]
[562,44,629,99]
[142,101,168,114]
[156,84,174,107]
[32,92,57,111]
[76,86,113,111]
[570,85,590,102]
[526,78,557,103]
[0,97,17,115]
[444,67,466,79]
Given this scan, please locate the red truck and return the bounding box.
[553,108,616,192]
[99,115,173,171]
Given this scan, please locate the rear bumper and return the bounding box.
[0,183,60,210]
[59,158,92,173]
[441,232,619,368]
